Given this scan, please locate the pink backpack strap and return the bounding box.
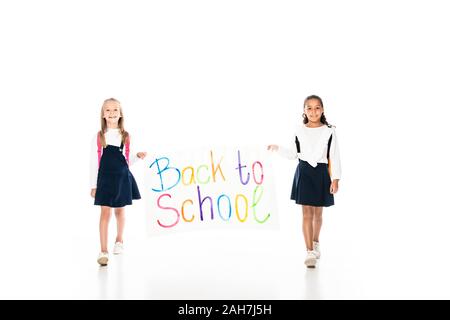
[97,132,103,167]
[125,135,130,165]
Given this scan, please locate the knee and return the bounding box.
[313,213,323,223]
[302,208,314,221]
[115,209,125,218]
[100,210,111,221]
[303,215,313,223]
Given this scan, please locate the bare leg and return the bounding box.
[115,207,125,243]
[100,206,112,252]
[313,206,323,243]
[302,205,314,251]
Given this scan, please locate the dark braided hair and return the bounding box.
[302,95,330,126]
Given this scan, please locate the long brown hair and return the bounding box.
[99,98,129,147]
[302,94,330,126]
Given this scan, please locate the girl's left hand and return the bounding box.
[330,180,339,194]
[137,152,147,159]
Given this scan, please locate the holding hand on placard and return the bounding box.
[89,98,147,266]
[267,95,341,269]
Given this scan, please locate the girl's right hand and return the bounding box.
[91,188,96,198]
[267,144,279,152]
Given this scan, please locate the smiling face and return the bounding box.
[304,98,323,124]
[102,100,122,126]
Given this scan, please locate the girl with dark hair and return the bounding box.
[268,95,341,268]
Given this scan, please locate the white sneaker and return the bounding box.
[113,242,124,255]
[97,252,109,266]
[304,250,317,268]
[313,241,321,259]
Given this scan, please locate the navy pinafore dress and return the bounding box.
[94,140,141,208]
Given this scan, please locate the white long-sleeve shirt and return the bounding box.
[90,128,141,188]
[278,124,341,181]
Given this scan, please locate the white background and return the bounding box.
[1,0,449,299]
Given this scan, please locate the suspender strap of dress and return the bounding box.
[98,132,131,166]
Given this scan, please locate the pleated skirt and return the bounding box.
[290,160,334,207]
